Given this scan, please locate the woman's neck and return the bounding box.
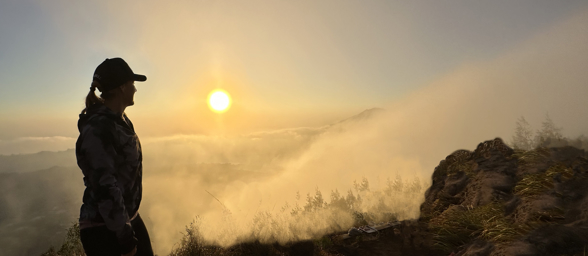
[103,99,126,118]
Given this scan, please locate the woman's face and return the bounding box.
[121,81,137,106]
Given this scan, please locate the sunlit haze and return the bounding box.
[1,1,588,255]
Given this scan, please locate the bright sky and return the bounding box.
[1,0,587,150]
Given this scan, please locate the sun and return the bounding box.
[208,90,231,113]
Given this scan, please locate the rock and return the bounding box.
[348,227,362,237]
[456,240,494,256]
[419,138,588,255]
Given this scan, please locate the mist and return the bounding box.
[139,111,431,253]
[135,8,588,255]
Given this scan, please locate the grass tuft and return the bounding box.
[512,147,550,167]
[514,163,573,197]
[429,203,523,253]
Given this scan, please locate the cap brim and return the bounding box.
[134,74,147,82]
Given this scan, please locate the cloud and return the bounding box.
[137,8,588,254]
[139,113,429,252]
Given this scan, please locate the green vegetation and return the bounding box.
[430,155,579,254]
[428,199,562,254]
[427,115,586,254]
[514,163,573,197]
[512,146,550,168]
[429,203,518,252]
[169,220,223,256]
[40,223,84,256]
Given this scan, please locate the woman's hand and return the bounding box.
[122,246,137,256]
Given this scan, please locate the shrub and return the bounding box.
[169,220,222,256]
[511,116,535,150]
[41,223,85,256]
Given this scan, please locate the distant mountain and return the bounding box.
[324,108,385,133]
[0,165,83,256]
[338,108,385,124]
[0,149,76,173]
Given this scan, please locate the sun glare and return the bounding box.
[208,90,231,113]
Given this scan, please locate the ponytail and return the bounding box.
[81,81,115,114]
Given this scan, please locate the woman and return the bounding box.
[76,58,153,256]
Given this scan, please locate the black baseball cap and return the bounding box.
[92,58,146,92]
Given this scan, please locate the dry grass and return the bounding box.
[514,163,573,197]
[429,202,528,253]
[512,147,550,168]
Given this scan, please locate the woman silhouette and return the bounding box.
[76,58,153,256]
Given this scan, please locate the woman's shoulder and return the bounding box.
[83,115,117,131]
[79,113,119,142]
[80,104,117,127]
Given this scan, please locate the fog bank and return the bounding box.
[138,9,588,254]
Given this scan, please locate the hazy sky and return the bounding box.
[1,0,588,153]
[3,2,588,254]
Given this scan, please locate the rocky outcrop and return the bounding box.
[419,138,588,256]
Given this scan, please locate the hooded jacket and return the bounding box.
[76,103,142,253]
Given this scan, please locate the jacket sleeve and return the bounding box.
[80,124,137,253]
